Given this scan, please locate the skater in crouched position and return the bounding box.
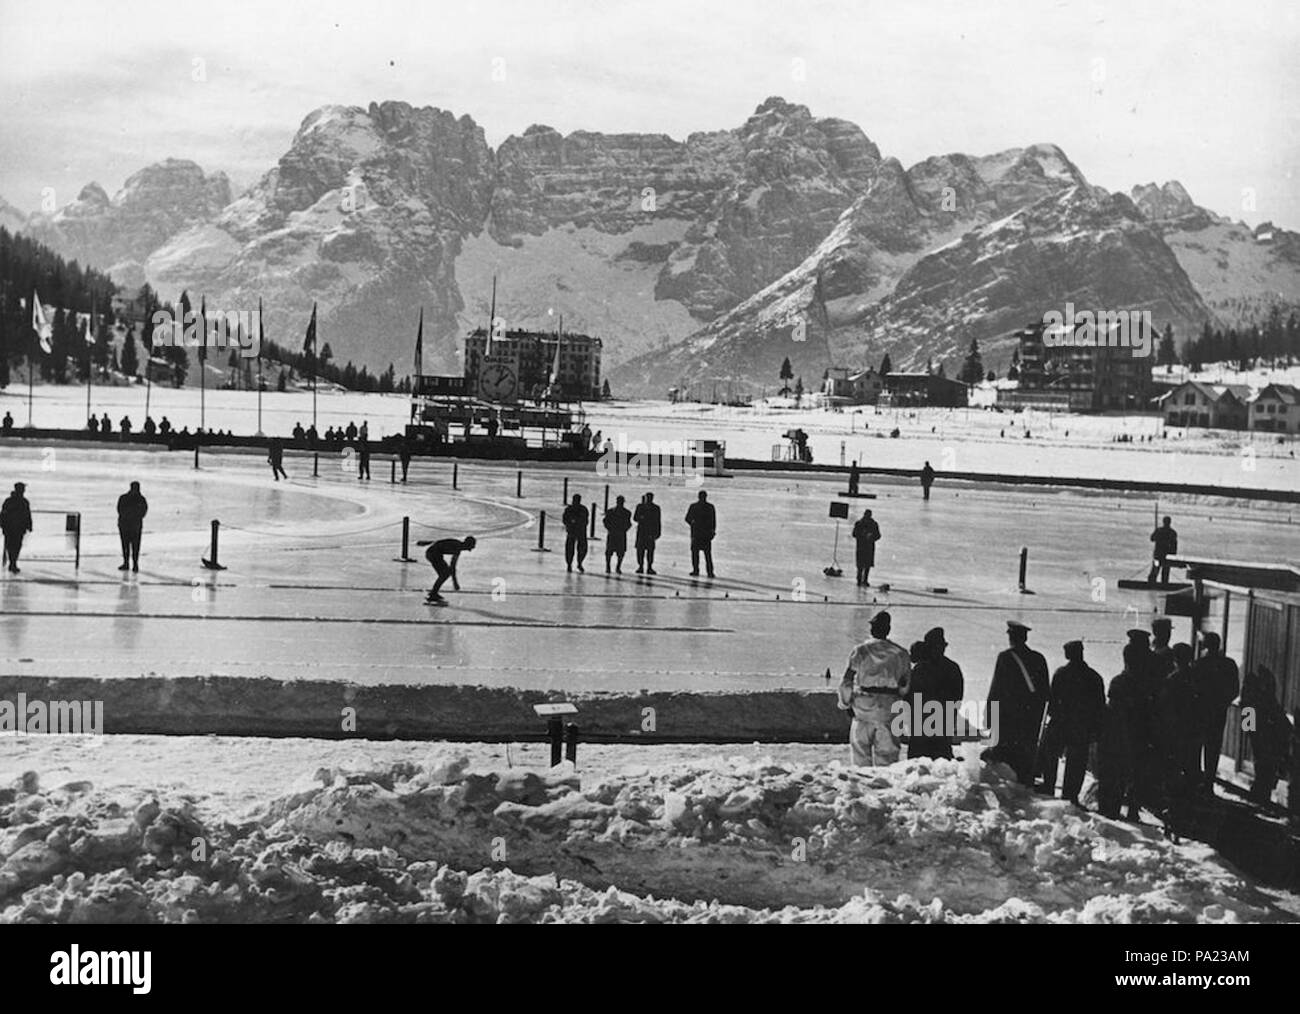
[416,535,476,604]
[838,610,911,766]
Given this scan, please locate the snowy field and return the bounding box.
[2,739,1295,923]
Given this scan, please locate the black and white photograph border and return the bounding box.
[0,0,1296,965]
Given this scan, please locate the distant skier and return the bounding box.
[851,508,880,587]
[633,492,661,574]
[115,481,148,572]
[1148,515,1178,584]
[685,489,716,578]
[416,535,476,605]
[562,494,590,572]
[920,461,935,501]
[1,482,33,574]
[603,494,633,574]
[267,439,288,481]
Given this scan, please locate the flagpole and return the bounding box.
[87,299,93,424]
[256,298,264,436]
[199,297,207,435]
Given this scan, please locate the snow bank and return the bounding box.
[1,754,1281,923]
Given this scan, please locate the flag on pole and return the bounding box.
[414,308,423,375]
[32,289,52,354]
[303,303,317,356]
[180,290,193,348]
[197,296,208,362]
[83,311,95,346]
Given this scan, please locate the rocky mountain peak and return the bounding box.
[1131,179,1199,221]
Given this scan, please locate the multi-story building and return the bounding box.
[823,366,883,405]
[463,328,602,403]
[1249,383,1300,434]
[1007,319,1156,411]
[1159,380,1251,430]
[879,372,968,408]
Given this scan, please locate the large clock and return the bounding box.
[479,363,518,402]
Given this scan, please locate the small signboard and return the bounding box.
[829,502,849,519]
[533,703,578,716]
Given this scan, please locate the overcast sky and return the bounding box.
[1,0,1296,227]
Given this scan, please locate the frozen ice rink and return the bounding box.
[2,439,1297,699]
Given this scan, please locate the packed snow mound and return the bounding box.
[3,755,1284,924]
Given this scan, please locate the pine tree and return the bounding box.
[1156,323,1176,367]
[958,338,984,384]
[120,320,139,378]
[779,357,793,395]
[277,368,287,392]
[879,353,892,376]
[602,378,611,399]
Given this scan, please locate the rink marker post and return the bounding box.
[517,469,523,498]
[453,462,459,489]
[533,510,551,552]
[1018,546,1030,594]
[391,459,396,484]
[395,516,416,563]
[313,454,319,478]
[563,476,569,505]
[201,519,227,571]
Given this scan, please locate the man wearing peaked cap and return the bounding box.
[983,618,1050,784]
[1039,640,1105,807]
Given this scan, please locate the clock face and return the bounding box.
[480,364,517,402]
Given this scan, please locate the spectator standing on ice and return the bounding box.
[1148,516,1178,584]
[88,415,99,434]
[159,417,172,436]
[851,508,880,587]
[1,482,33,574]
[1,411,13,433]
[267,439,288,481]
[603,494,632,574]
[115,481,148,572]
[1038,640,1105,806]
[357,437,371,481]
[920,461,935,501]
[1189,632,1239,793]
[120,416,133,437]
[685,489,716,578]
[633,492,661,574]
[345,421,358,442]
[292,422,305,442]
[416,535,475,605]
[983,620,1049,785]
[838,610,911,767]
[562,494,590,573]
[143,416,156,437]
[399,436,413,482]
[100,413,112,434]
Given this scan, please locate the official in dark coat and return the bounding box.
[1,482,33,574]
[562,495,590,573]
[603,495,633,574]
[1243,666,1289,805]
[1153,642,1200,818]
[1190,632,1239,793]
[1148,516,1178,584]
[633,493,661,574]
[685,490,716,578]
[851,509,880,587]
[982,620,1050,784]
[116,481,149,572]
[906,627,965,760]
[1039,640,1105,805]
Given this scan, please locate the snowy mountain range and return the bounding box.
[5,97,1297,396]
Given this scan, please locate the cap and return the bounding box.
[13,482,25,492]
[1063,639,1084,654]
[923,626,947,647]
[1151,617,1173,630]
[1007,620,1031,633]
[1126,628,1151,641]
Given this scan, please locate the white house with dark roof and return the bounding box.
[1159,380,1251,430]
[1249,383,1300,434]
